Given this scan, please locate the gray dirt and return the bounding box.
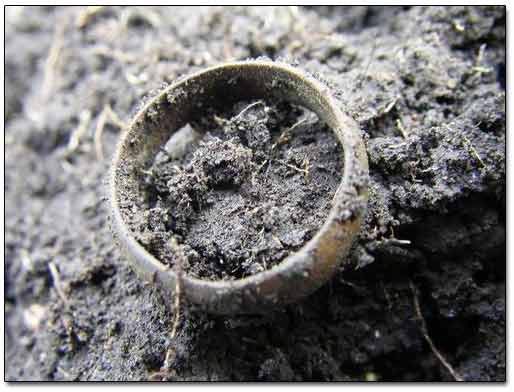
[5,6,505,381]
[137,100,342,280]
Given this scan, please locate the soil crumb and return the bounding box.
[138,100,343,280]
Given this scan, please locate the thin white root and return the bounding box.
[76,6,105,29]
[94,105,126,160]
[162,237,185,370]
[382,97,398,114]
[272,118,307,150]
[49,262,68,305]
[67,110,92,154]
[445,125,486,169]
[41,23,65,101]
[462,135,486,168]
[396,118,409,138]
[276,159,310,179]
[94,109,108,160]
[232,100,264,121]
[409,281,464,381]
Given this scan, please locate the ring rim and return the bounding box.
[110,59,369,314]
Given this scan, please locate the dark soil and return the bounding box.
[5,6,505,381]
[137,100,342,280]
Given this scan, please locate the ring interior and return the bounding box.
[111,61,367,313]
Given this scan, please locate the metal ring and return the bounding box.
[110,59,369,314]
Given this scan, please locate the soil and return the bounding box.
[5,6,505,381]
[137,100,342,280]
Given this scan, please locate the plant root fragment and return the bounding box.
[462,135,486,168]
[41,22,66,102]
[94,105,126,160]
[271,117,307,150]
[150,237,185,381]
[395,118,409,138]
[48,262,69,305]
[65,110,92,157]
[76,6,106,29]
[232,100,264,121]
[409,281,464,382]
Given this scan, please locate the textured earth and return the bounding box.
[5,6,505,381]
[137,100,344,280]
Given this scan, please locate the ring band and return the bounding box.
[110,60,369,314]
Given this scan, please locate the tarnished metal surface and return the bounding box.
[110,59,369,314]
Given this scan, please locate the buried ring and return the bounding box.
[110,59,369,314]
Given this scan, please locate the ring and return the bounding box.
[110,59,369,314]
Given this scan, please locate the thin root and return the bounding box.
[472,44,492,75]
[409,281,464,381]
[272,234,283,248]
[302,158,311,180]
[48,262,69,305]
[232,100,264,121]
[76,6,105,29]
[94,105,126,160]
[276,159,310,178]
[382,97,398,114]
[462,135,486,168]
[272,118,307,149]
[168,238,184,341]
[156,237,186,378]
[395,118,409,138]
[41,22,66,101]
[66,110,92,156]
